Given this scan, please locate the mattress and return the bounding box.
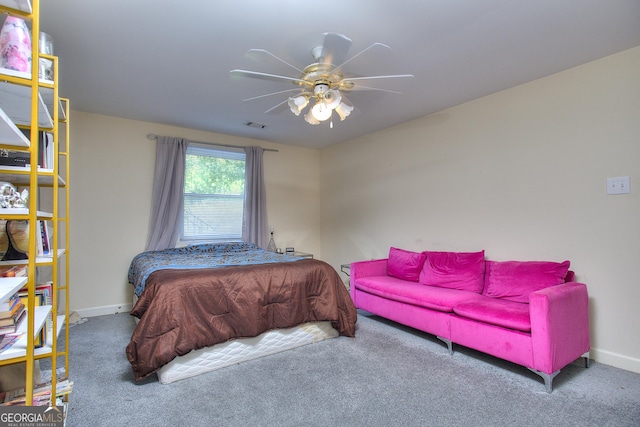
[156,321,339,384]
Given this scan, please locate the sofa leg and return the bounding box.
[436,336,453,355]
[528,368,560,393]
[582,351,590,368]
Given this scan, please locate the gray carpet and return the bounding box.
[56,311,640,427]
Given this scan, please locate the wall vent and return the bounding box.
[245,121,267,129]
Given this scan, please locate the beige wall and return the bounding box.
[70,113,321,315]
[320,46,640,373]
[69,46,639,373]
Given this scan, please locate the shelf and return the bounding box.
[0,106,30,147]
[0,249,67,268]
[0,81,54,128]
[59,99,68,121]
[0,0,70,408]
[0,207,53,218]
[0,276,28,303]
[0,68,61,120]
[40,89,66,121]
[0,0,32,13]
[0,165,66,186]
[0,67,54,86]
[0,249,66,266]
[0,306,57,361]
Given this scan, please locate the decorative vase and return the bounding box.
[3,220,29,261]
[39,31,54,80]
[0,16,32,72]
[267,231,277,252]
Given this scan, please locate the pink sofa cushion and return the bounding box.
[419,250,485,293]
[453,297,531,332]
[355,276,484,312]
[387,247,427,282]
[483,260,570,303]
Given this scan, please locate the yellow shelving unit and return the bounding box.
[0,0,70,408]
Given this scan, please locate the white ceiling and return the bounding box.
[39,0,640,149]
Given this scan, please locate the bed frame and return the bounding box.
[131,294,339,383]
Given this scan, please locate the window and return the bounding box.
[182,144,245,241]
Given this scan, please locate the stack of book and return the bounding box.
[16,282,52,348]
[0,265,27,278]
[0,378,73,406]
[0,292,26,335]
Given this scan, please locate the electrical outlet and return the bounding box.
[606,176,630,195]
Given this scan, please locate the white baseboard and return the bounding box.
[74,303,132,319]
[591,347,640,374]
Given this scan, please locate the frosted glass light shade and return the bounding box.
[323,89,341,109]
[335,102,353,121]
[288,95,308,116]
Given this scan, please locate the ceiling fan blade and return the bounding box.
[318,33,352,66]
[341,74,414,93]
[343,74,415,84]
[332,42,391,73]
[340,84,403,94]
[230,69,310,86]
[264,98,289,114]
[247,49,304,74]
[242,88,306,102]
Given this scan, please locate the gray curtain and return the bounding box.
[242,146,268,248]
[145,136,188,251]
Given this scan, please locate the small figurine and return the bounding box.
[0,181,28,208]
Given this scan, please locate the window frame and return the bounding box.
[180,143,246,243]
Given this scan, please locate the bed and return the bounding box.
[125,242,357,383]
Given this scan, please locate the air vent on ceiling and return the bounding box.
[245,121,267,129]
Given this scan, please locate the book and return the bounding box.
[0,332,23,352]
[0,379,73,406]
[0,293,19,313]
[0,307,26,333]
[35,220,43,256]
[0,302,25,327]
[37,131,55,169]
[44,132,54,170]
[0,298,23,319]
[17,282,52,347]
[40,220,51,255]
[0,265,27,277]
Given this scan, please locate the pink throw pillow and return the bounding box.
[483,260,570,303]
[419,250,485,293]
[387,247,427,282]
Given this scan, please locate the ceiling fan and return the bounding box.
[230,33,414,127]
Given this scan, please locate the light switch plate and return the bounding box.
[606,176,630,195]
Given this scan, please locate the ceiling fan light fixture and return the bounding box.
[288,95,308,116]
[335,102,353,121]
[311,100,332,122]
[304,109,320,125]
[323,89,342,110]
[313,83,329,97]
[232,33,414,128]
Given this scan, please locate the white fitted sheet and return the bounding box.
[156,321,338,384]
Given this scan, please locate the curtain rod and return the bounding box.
[146,133,278,152]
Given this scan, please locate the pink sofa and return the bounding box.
[350,248,590,392]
